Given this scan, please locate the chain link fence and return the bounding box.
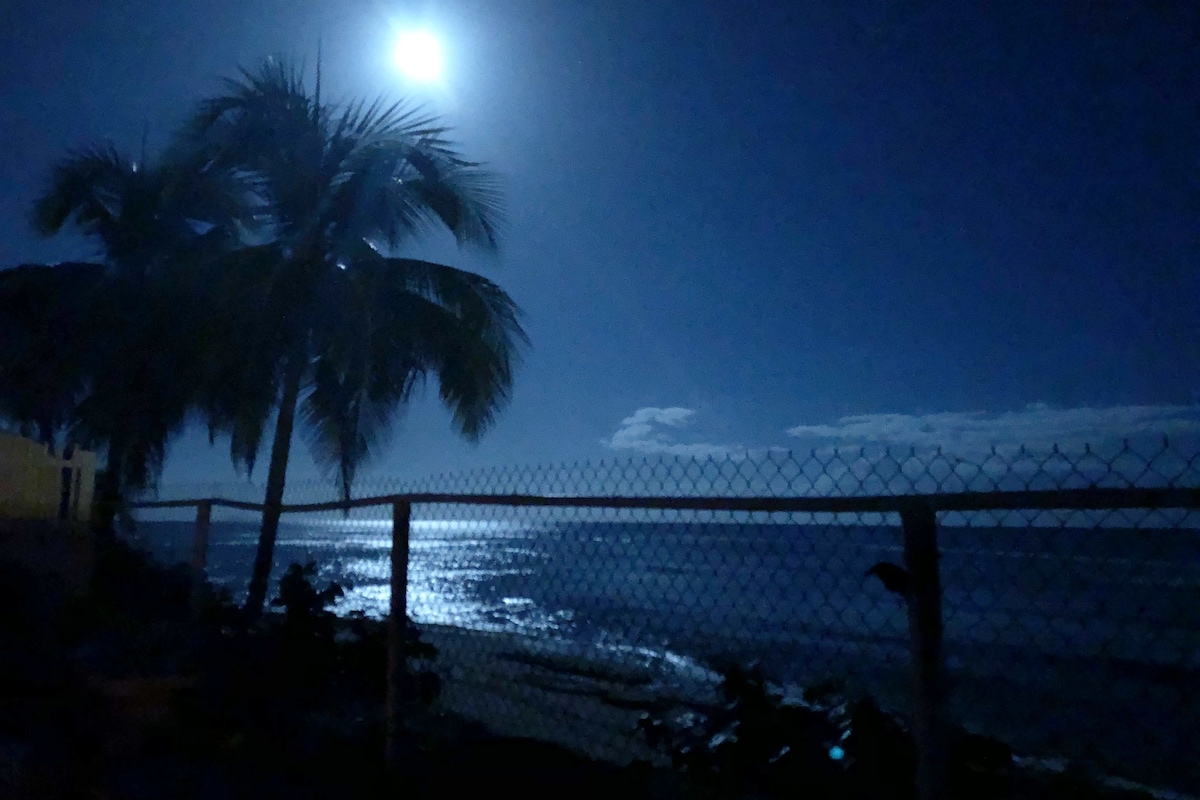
[132,438,1200,795]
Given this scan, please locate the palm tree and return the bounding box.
[16,145,250,521]
[184,59,528,617]
[0,262,106,450]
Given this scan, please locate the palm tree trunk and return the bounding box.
[95,445,124,537]
[36,418,56,452]
[243,351,306,619]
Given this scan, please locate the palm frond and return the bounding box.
[34,142,258,274]
[32,145,135,238]
[189,245,294,475]
[325,138,504,255]
[47,261,215,482]
[299,266,418,499]
[0,263,108,446]
[326,256,524,442]
[378,257,528,349]
[185,59,318,149]
[301,350,417,501]
[186,59,313,138]
[156,149,265,251]
[335,93,446,144]
[404,159,505,250]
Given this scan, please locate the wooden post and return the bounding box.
[900,501,949,800]
[190,501,212,617]
[385,500,412,771]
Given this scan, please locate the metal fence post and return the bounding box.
[900,500,949,800]
[190,501,212,617]
[385,500,412,771]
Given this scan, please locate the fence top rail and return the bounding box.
[130,486,1200,515]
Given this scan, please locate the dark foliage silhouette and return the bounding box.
[866,561,911,598]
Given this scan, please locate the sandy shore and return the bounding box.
[419,625,723,764]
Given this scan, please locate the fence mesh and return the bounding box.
[134,438,1200,793]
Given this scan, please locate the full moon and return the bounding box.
[393,30,443,82]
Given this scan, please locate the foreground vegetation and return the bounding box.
[0,531,665,799]
[635,665,1160,800]
[0,520,1163,800]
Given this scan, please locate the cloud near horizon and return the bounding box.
[602,407,745,457]
[607,402,1200,461]
[600,403,1200,502]
[785,403,1200,453]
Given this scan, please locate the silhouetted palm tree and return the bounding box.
[13,145,250,521]
[0,262,106,449]
[184,60,528,617]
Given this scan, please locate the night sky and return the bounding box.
[2,1,1198,486]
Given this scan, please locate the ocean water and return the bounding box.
[130,515,1200,790]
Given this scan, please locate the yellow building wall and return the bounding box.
[0,431,96,523]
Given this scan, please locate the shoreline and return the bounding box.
[415,622,1200,798]
[418,623,723,764]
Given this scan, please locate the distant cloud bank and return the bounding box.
[600,403,1200,499]
[602,407,744,457]
[604,402,1200,460]
[785,403,1200,453]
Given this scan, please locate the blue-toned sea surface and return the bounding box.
[131,515,1200,790]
